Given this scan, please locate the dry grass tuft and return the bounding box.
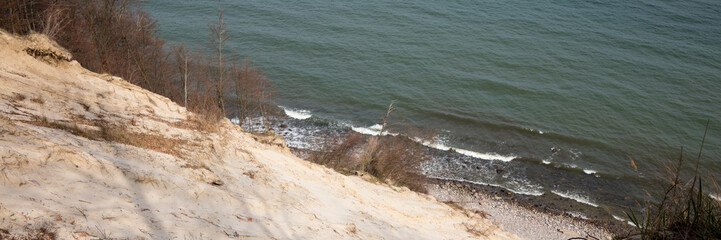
[180,163,210,171]
[29,116,186,157]
[11,93,26,102]
[243,170,256,179]
[32,116,101,140]
[0,227,55,240]
[443,201,465,211]
[622,121,721,240]
[464,223,488,237]
[99,124,185,157]
[29,96,44,104]
[182,113,222,133]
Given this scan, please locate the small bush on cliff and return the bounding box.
[309,102,431,193]
[310,131,431,193]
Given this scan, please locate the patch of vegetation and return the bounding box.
[308,102,431,193]
[34,116,102,140]
[621,122,721,240]
[10,93,26,102]
[0,227,55,240]
[1,0,273,131]
[99,124,186,157]
[30,116,186,157]
[29,96,44,104]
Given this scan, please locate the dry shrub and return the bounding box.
[185,111,222,133]
[231,60,274,131]
[309,132,366,173]
[40,2,69,39]
[625,155,721,239]
[310,130,431,193]
[369,134,430,193]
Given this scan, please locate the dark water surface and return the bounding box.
[143,0,721,220]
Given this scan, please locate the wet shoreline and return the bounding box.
[424,178,633,236]
[288,143,632,236]
[262,111,634,235]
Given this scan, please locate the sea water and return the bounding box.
[143,0,721,219]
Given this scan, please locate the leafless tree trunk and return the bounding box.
[183,57,187,107]
[208,0,229,116]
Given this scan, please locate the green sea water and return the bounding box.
[143,0,721,216]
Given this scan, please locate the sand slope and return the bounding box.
[0,31,518,239]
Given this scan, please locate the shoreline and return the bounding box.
[289,146,632,238]
[427,180,615,240]
[199,97,639,238]
[425,178,632,237]
[272,113,631,219]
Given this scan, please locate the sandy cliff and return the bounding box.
[0,31,518,239]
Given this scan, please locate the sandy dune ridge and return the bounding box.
[0,31,519,239]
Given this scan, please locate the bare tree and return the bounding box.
[41,2,69,39]
[232,60,273,131]
[208,0,229,116]
[173,44,190,107]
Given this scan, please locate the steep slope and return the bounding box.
[0,31,518,239]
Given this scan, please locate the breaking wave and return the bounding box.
[281,106,312,120]
[551,190,599,207]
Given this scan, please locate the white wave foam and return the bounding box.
[353,124,515,161]
[351,124,382,135]
[551,190,599,207]
[351,124,398,136]
[412,137,452,151]
[411,137,516,162]
[429,176,545,196]
[281,106,312,120]
[542,160,551,165]
[710,193,721,201]
[453,148,516,162]
[583,169,597,175]
[613,215,640,227]
[522,127,544,134]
